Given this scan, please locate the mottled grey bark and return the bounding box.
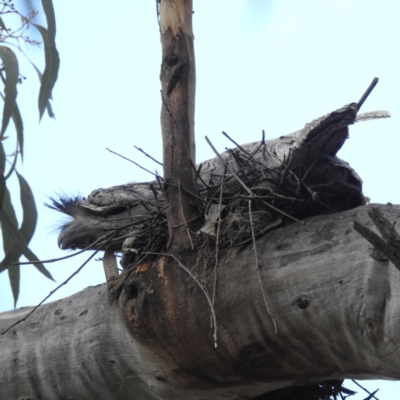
[1,204,400,400]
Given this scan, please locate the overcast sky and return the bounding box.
[1,1,399,398]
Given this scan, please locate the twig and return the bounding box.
[351,380,380,400]
[222,131,260,165]
[301,180,337,213]
[106,147,158,178]
[205,136,253,196]
[190,160,210,189]
[178,182,194,250]
[232,217,282,248]
[3,247,104,335]
[249,199,278,334]
[357,77,379,112]
[212,167,226,310]
[149,183,159,200]
[261,200,305,225]
[134,145,163,166]
[12,234,113,265]
[168,181,208,204]
[145,252,218,348]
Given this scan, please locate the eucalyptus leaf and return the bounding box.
[0,92,24,161]
[32,21,59,120]
[16,172,37,241]
[27,59,55,118]
[0,187,20,304]
[0,46,19,136]
[1,187,18,254]
[0,17,6,31]
[0,141,5,208]
[0,196,54,281]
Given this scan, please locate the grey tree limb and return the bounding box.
[1,204,400,400]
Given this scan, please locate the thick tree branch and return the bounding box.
[2,204,400,399]
[159,0,202,251]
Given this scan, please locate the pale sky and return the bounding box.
[1,1,399,398]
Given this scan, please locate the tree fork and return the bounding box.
[159,0,202,251]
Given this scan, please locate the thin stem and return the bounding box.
[3,248,102,335]
[134,145,163,166]
[351,380,380,400]
[205,136,253,196]
[212,167,226,308]
[12,234,113,265]
[106,147,159,178]
[249,199,278,334]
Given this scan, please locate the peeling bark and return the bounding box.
[2,204,400,399]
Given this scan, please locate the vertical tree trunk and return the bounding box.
[159,0,202,251]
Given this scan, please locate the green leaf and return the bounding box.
[0,92,24,161]
[41,0,57,43]
[33,19,59,120]
[0,141,5,209]
[0,17,6,31]
[0,46,19,136]
[27,59,55,118]
[16,172,37,241]
[0,182,54,281]
[1,187,18,253]
[12,100,23,160]
[1,187,20,305]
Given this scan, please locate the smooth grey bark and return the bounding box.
[1,203,400,400]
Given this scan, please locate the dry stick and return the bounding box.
[301,180,337,213]
[145,252,218,348]
[205,136,253,196]
[261,131,266,178]
[13,234,113,265]
[250,131,266,159]
[279,148,294,186]
[357,77,379,112]
[351,380,380,400]
[260,200,304,225]
[212,167,226,317]
[231,217,283,248]
[222,131,261,165]
[134,145,163,166]
[172,214,202,228]
[310,179,362,192]
[249,199,278,334]
[206,136,305,225]
[106,147,158,178]
[168,181,208,204]
[177,182,194,250]
[189,160,210,190]
[3,246,108,335]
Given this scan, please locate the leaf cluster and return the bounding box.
[0,0,59,306]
